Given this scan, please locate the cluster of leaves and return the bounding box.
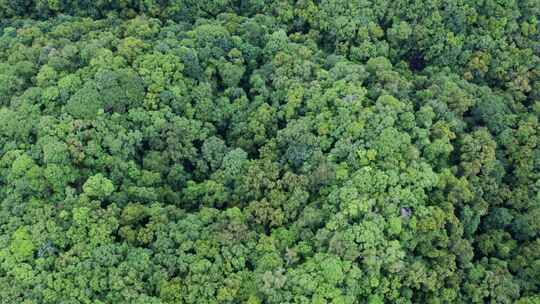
[0,1,539,303]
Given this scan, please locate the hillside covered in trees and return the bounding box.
[0,1,539,303]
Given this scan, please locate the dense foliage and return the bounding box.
[0,1,539,303]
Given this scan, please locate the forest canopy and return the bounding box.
[0,1,539,303]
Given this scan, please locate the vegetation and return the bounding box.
[0,1,539,303]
